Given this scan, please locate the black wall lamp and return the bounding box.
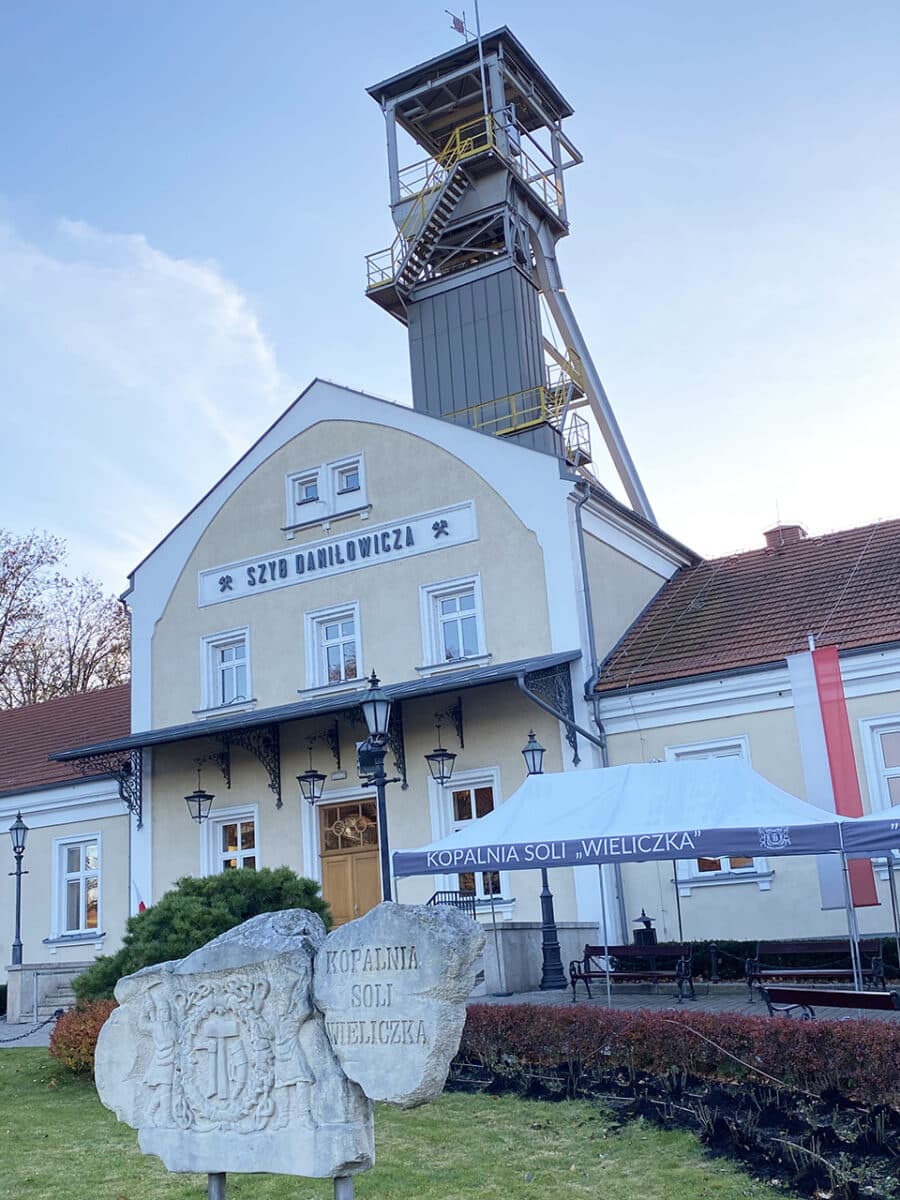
[297,743,327,805]
[185,766,215,824]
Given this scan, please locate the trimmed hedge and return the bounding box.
[49,1000,118,1075]
[459,1003,900,1108]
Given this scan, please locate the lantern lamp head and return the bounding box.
[9,811,28,857]
[184,767,215,824]
[521,730,545,776]
[361,670,392,739]
[297,745,327,805]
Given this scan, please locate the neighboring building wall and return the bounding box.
[599,647,900,942]
[1,779,129,1021]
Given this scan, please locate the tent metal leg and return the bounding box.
[839,851,864,990]
[598,865,611,1007]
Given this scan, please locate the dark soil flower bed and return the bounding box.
[452,1004,900,1199]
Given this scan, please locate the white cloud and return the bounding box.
[0,218,287,591]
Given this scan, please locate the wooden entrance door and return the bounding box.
[319,800,381,926]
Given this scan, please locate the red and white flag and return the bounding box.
[787,644,878,908]
[131,880,147,914]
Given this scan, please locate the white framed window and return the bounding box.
[665,737,771,893]
[860,715,900,812]
[304,603,361,689]
[294,472,320,505]
[419,575,489,670]
[427,767,514,914]
[285,454,367,528]
[53,834,101,937]
[859,715,900,876]
[201,628,251,712]
[204,805,259,874]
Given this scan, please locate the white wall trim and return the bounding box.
[50,829,102,940]
[0,778,122,828]
[596,646,900,734]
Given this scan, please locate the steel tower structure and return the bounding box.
[365,27,654,522]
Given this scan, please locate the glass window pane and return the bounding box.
[84,843,99,870]
[326,645,342,680]
[458,872,475,894]
[324,622,340,640]
[440,597,457,616]
[66,880,81,930]
[459,592,476,611]
[243,856,256,871]
[482,871,500,895]
[222,823,238,852]
[234,664,247,698]
[452,790,473,822]
[697,857,722,873]
[460,615,478,656]
[888,776,900,806]
[85,879,99,928]
[341,620,354,636]
[66,845,81,873]
[881,731,900,769]
[728,857,753,870]
[443,623,460,660]
[223,857,238,870]
[343,643,357,679]
[474,787,494,818]
[240,821,255,851]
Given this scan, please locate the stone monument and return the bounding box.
[95,903,484,1193]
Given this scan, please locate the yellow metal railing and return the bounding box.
[443,363,592,465]
[366,117,496,290]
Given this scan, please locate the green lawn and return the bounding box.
[0,1049,780,1199]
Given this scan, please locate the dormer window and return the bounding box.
[285,454,368,529]
[295,474,320,505]
[336,464,360,494]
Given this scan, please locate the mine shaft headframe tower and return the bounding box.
[365,27,655,523]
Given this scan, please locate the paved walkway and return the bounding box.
[473,981,900,1022]
[0,1015,57,1047]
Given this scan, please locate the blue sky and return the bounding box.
[2,2,898,591]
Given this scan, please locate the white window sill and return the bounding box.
[297,680,363,700]
[193,699,258,719]
[677,871,774,897]
[43,931,106,947]
[416,654,493,678]
[282,503,372,535]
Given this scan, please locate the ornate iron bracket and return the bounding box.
[194,749,231,790]
[306,719,341,770]
[68,751,144,828]
[218,725,282,808]
[523,663,580,766]
[434,695,464,748]
[386,703,408,790]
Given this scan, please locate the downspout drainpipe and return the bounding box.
[515,672,604,751]
[574,480,628,937]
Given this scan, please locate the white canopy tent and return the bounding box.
[393,759,875,994]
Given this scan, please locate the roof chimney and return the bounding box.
[763,523,807,550]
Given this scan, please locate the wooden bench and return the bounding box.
[569,943,695,1002]
[759,984,900,1020]
[745,939,885,1002]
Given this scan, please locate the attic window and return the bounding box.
[284,454,368,528]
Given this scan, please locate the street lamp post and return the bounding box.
[8,812,29,967]
[522,734,567,991]
[360,672,398,902]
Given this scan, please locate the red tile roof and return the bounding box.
[596,519,900,692]
[0,684,130,795]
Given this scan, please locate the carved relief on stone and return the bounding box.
[95,904,483,1180]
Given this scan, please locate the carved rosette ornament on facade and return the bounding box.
[94,905,484,1180]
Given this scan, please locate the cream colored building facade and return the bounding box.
[46,377,691,996]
